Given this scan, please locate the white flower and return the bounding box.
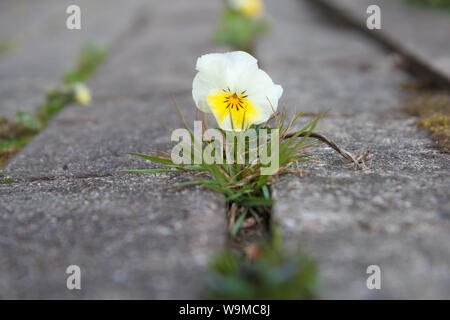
[73,82,92,106]
[192,51,283,131]
[228,0,265,19]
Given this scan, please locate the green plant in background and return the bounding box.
[35,82,92,126]
[0,44,107,167]
[63,43,108,84]
[0,113,38,167]
[402,0,450,10]
[15,110,41,131]
[207,228,318,299]
[215,0,270,53]
[36,43,106,125]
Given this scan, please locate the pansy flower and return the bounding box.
[192,51,283,131]
[228,0,265,19]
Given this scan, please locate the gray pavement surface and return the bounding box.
[0,175,224,299]
[1,0,449,299]
[314,0,450,87]
[261,0,450,299]
[0,0,226,299]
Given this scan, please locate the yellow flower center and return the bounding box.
[207,88,262,130]
[226,92,245,111]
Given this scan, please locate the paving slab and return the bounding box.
[273,116,450,299]
[260,0,450,299]
[0,0,226,299]
[257,0,409,115]
[312,0,450,87]
[0,175,224,299]
[0,0,151,119]
[89,0,227,99]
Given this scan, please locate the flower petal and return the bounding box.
[192,51,283,130]
[245,69,283,124]
[192,52,259,112]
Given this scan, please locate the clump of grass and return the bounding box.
[126,101,365,299]
[0,113,39,166]
[36,44,106,125]
[0,112,39,140]
[214,8,269,53]
[206,228,318,299]
[63,44,108,85]
[0,174,13,185]
[128,99,367,238]
[403,92,450,152]
[128,103,322,237]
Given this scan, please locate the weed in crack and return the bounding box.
[0,44,107,167]
[206,228,319,300]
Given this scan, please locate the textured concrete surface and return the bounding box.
[2,0,449,300]
[313,0,450,87]
[0,175,224,299]
[262,0,450,299]
[0,0,226,299]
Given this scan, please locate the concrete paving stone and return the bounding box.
[314,0,450,86]
[0,175,224,299]
[273,116,450,299]
[89,0,226,98]
[262,55,408,115]
[0,0,151,119]
[0,0,227,299]
[257,0,409,116]
[3,94,200,179]
[261,0,450,298]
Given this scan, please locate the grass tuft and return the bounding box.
[1,175,13,185]
[129,108,322,236]
[206,228,318,299]
[214,9,269,53]
[63,44,108,85]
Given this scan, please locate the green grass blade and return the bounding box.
[121,169,181,174]
[231,210,248,236]
[131,153,175,166]
[239,197,274,207]
[262,185,270,199]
